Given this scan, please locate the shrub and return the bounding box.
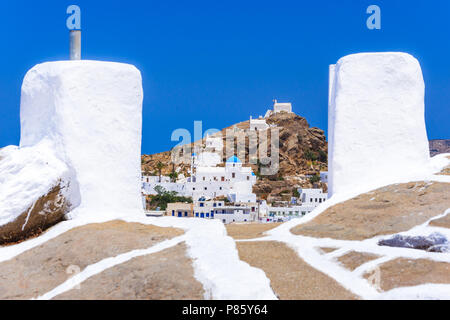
[318,150,327,163]
[149,186,192,210]
[304,150,318,161]
[309,174,320,184]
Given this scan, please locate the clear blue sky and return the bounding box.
[1,0,449,154]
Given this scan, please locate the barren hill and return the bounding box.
[141,112,328,200]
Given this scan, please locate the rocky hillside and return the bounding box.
[142,112,328,201]
[429,139,450,157]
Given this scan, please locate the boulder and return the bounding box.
[0,182,71,245]
[0,141,79,244]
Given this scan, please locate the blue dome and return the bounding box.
[226,155,241,163]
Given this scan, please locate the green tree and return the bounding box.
[309,174,320,184]
[318,149,327,163]
[150,186,192,210]
[304,150,318,161]
[156,161,166,182]
[168,171,178,182]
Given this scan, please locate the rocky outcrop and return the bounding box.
[0,141,80,246]
[429,140,450,157]
[364,258,450,291]
[0,181,72,245]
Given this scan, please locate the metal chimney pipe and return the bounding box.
[70,30,81,60]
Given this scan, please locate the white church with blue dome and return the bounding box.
[143,152,257,203]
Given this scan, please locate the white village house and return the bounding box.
[298,188,328,206]
[249,116,269,131]
[320,171,328,183]
[264,100,293,118]
[142,153,257,203]
[142,100,328,223]
[166,199,258,224]
[259,188,328,222]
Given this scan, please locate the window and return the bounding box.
[178,212,182,217]
[319,199,322,203]
[200,213,204,218]
[219,187,222,190]
[251,207,255,212]
[200,203,204,207]
[232,173,235,178]
[206,213,209,217]
[247,176,249,180]
[211,213,214,218]
[222,219,226,223]
[213,203,216,207]
[218,203,222,206]
[172,211,175,216]
[184,212,188,217]
[204,187,207,190]
[193,187,195,190]
[195,213,199,217]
